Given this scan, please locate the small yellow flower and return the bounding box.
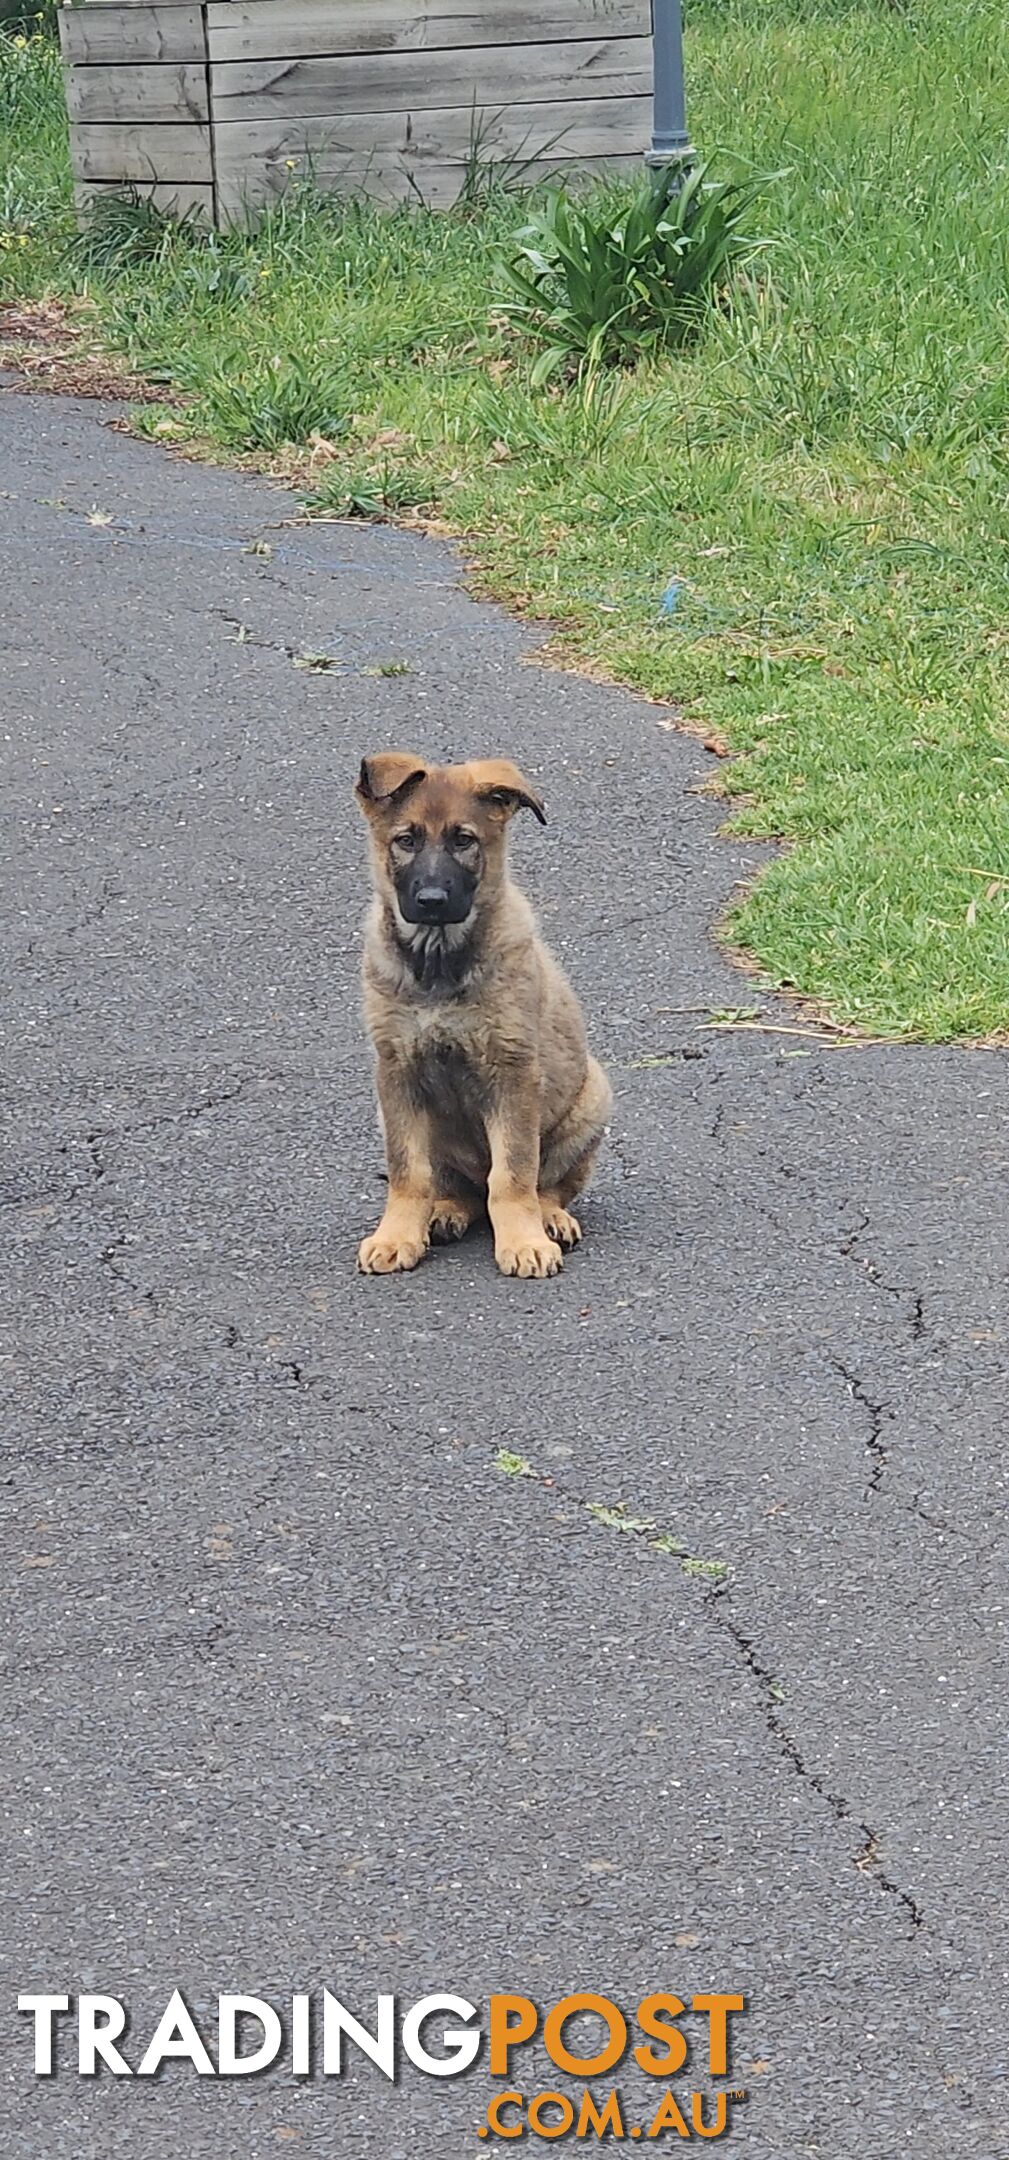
[284,158,297,170]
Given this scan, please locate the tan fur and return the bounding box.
[355,753,612,1278]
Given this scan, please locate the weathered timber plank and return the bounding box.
[210,38,651,119]
[65,61,209,125]
[218,152,644,221]
[74,177,214,221]
[207,0,650,64]
[59,6,205,65]
[215,95,650,220]
[213,95,651,181]
[68,120,213,183]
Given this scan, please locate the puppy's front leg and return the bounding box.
[487,1071,563,1280]
[359,1055,433,1274]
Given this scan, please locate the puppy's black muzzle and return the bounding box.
[397,848,476,927]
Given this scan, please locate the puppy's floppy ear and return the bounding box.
[356,751,427,816]
[468,758,547,826]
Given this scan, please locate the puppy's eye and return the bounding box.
[391,829,418,854]
[448,828,479,852]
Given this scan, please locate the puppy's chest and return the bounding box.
[408,1011,491,1123]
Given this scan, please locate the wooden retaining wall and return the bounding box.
[58,0,654,225]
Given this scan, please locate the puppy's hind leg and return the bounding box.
[539,1057,612,1248]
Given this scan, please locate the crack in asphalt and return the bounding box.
[79,1073,287,1150]
[853,1828,926,1931]
[56,1129,107,1197]
[825,1351,893,1500]
[495,1452,928,1941]
[709,1590,924,1933]
[208,608,380,680]
[98,1228,137,1289]
[219,1321,322,1395]
[98,1228,159,1317]
[0,1177,64,1210]
[209,609,303,664]
[702,1069,945,1532]
[8,1082,289,1326]
[608,1130,640,1182]
[623,1065,981,1960]
[839,1206,929,1335]
[714,1595,925,1934]
[12,1076,287,1219]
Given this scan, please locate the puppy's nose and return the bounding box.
[414,885,450,918]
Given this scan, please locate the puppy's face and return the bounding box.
[356,754,546,930]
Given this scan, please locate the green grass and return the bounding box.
[5,1,1009,1038]
[0,19,64,244]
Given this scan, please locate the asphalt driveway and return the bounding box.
[2,386,1007,2157]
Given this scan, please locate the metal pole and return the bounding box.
[646,0,694,171]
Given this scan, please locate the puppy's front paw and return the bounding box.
[358,1229,428,1274]
[496,1233,563,1280]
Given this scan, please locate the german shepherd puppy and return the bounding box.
[355,752,612,1278]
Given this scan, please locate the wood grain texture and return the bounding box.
[214,93,650,220]
[207,0,650,64]
[65,61,209,124]
[68,119,213,182]
[213,95,651,177]
[59,6,206,65]
[210,38,652,119]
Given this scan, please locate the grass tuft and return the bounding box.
[499,159,773,381]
